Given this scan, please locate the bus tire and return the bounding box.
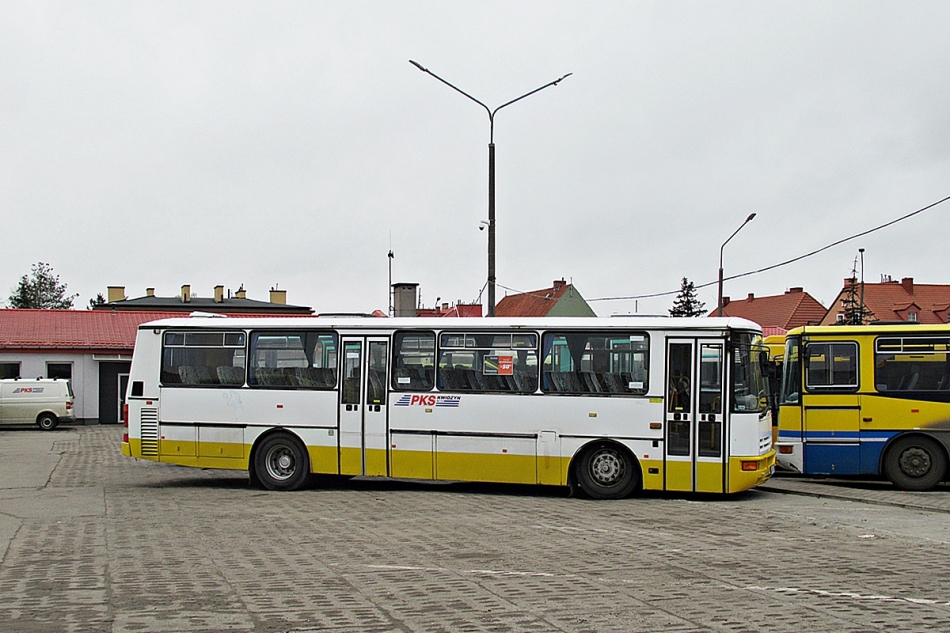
[883,435,947,491]
[575,443,640,500]
[253,433,310,491]
[36,413,58,431]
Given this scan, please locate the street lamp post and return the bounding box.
[409,60,571,316]
[717,213,756,317]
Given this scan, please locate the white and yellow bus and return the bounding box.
[121,315,775,498]
[777,324,950,490]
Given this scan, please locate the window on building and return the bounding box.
[908,312,918,322]
[47,363,72,381]
[0,362,20,379]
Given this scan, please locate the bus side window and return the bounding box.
[392,332,435,391]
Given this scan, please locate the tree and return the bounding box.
[88,293,106,309]
[840,258,874,325]
[669,277,707,317]
[8,262,78,309]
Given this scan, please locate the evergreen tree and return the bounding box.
[669,277,707,317]
[840,258,874,325]
[8,262,78,309]
[88,293,106,309]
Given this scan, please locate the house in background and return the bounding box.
[391,283,483,317]
[821,277,950,325]
[0,284,313,425]
[716,287,827,335]
[96,284,313,315]
[495,279,596,317]
[0,309,179,424]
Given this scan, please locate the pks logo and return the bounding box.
[398,395,436,406]
[12,387,44,394]
[395,395,461,408]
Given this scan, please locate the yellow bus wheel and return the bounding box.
[575,443,640,500]
[253,433,310,491]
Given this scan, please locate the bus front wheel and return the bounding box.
[253,433,310,491]
[883,435,947,491]
[575,443,639,500]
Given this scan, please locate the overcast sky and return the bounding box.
[2,1,948,316]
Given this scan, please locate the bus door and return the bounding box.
[665,339,727,493]
[338,337,390,477]
[801,341,861,474]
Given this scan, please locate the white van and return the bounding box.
[0,378,75,430]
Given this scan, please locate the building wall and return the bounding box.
[547,288,597,317]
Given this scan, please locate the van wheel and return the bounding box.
[575,443,639,500]
[253,433,310,491]
[36,414,58,431]
[884,435,947,491]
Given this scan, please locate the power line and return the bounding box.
[589,194,950,302]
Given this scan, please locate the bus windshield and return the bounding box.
[779,335,801,404]
[731,332,768,414]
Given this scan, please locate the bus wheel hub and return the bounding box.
[900,448,931,477]
[591,451,623,485]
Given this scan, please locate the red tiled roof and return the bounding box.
[821,278,950,325]
[717,289,827,329]
[0,309,182,352]
[495,282,571,317]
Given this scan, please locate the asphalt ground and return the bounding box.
[1,425,949,633]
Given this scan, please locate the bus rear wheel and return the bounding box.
[36,414,58,431]
[254,433,310,491]
[884,435,947,491]
[575,443,639,500]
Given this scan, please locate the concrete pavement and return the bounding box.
[2,425,950,633]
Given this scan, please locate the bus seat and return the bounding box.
[179,365,217,385]
[216,366,245,385]
[906,371,920,391]
[581,371,603,393]
[603,373,625,393]
[295,367,333,388]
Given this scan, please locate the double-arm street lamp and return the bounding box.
[409,60,571,316]
[717,212,756,317]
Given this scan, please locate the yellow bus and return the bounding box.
[121,315,775,498]
[776,324,950,490]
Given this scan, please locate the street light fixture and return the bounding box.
[717,213,756,317]
[409,60,572,316]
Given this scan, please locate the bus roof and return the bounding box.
[138,314,764,333]
[786,323,950,337]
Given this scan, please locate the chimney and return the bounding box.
[393,283,419,317]
[747,293,755,301]
[787,287,803,294]
[553,279,567,290]
[722,296,730,307]
[214,285,224,303]
[146,287,155,297]
[235,286,246,299]
[107,286,125,303]
[180,285,191,303]
[269,288,287,305]
[901,277,914,294]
